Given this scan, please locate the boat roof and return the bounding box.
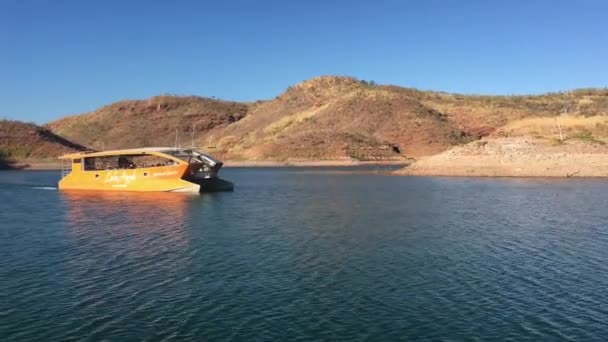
[59,147,187,159]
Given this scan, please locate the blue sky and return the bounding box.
[1,0,607,123]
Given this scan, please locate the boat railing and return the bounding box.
[60,159,71,178]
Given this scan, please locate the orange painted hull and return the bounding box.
[58,164,200,192]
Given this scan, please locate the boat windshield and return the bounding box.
[166,149,220,166]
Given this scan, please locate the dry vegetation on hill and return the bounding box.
[385,86,608,139]
[31,76,608,168]
[495,115,608,144]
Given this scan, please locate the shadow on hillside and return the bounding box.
[0,155,18,170]
[0,156,26,170]
[38,127,89,151]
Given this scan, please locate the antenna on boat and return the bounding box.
[191,123,196,148]
[174,115,182,148]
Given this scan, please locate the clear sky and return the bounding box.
[1,0,607,123]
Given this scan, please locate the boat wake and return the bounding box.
[0,183,58,190]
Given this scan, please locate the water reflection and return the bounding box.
[61,191,193,255]
[54,191,198,339]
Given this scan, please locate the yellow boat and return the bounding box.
[58,147,233,193]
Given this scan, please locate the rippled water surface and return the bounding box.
[1,168,608,341]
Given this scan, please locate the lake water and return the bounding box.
[1,167,608,341]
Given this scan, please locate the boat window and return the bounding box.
[130,155,178,168]
[83,157,94,170]
[83,154,178,171]
[84,156,119,171]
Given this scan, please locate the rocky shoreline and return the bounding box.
[6,138,608,179]
[397,137,608,178]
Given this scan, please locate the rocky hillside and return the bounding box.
[0,120,87,169]
[396,113,608,177]
[47,95,248,151]
[201,77,464,160]
[46,76,608,162]
[411,87,608,139]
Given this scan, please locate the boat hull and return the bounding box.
[58,165,201,192]
[197,178,234,192]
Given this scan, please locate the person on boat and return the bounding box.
[118,156,127,168]
[118,156,135,169]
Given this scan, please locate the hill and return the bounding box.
[47,95,248,151]
[200,76,464,160]
[0,120,87,169]
[46,76,608,163]
[198,77,608,161]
